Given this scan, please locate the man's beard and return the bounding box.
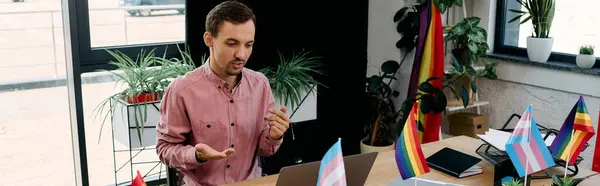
[226,68,242,76]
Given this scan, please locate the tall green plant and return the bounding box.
[259,49,325,112]
[508,0,556,38]
[444,16,498,108]
[92,47,197,145]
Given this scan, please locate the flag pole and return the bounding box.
[524,159,529,186]
[564,129,575,178]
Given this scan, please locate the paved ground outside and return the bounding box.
[0,0,185,83]
[0,80,167,186]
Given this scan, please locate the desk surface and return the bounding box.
[223,136,598,186]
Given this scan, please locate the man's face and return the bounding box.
[204,20,255,76]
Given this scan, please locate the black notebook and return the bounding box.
[426,147,483,178]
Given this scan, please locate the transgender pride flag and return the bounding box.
[505,105,556,177]
[317,138,347,186]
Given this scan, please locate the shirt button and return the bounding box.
[227,165,231,168]
[230,100,234,103]
[207,125,211,128]
[231,123,235,126]
[231,144,234,148]
[218,86,221,89]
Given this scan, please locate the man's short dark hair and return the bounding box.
[206,1,256,37]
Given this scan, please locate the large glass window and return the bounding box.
[496,0,600,62]
[0,0,75,185]
[88,0,186,48]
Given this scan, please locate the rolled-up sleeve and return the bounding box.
[257,77,283,157]
[156,82,204,171]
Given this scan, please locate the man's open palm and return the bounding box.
[195,143,235,161]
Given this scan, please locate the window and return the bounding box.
[494,0,600,63]
[75,0,186,72]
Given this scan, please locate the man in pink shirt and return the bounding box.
[155,1,290,185]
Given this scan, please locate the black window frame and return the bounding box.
[75,0,187,73]
[493,0,600,66]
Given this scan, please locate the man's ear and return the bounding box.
[203,32,213,47]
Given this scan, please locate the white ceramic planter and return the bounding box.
[112,98,161,149]
[274,85,317,123]
[526,37,554,63]
[576,54,596,68]
[359,137,395,154]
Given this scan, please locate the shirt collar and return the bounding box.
[202,58,243,90]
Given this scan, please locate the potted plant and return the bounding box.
[362,60,402,153]
[444,16,499,107]
[258,49,325,123]
[92,47,198,148]
[502,178,524,186]
[545,171,594,186]
[509,0,556,63]
[576,45,595,68]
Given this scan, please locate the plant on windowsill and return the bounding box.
[508,0,556,63]
[92,46,201,148]
[576,45,595,68]
[444,16,499,108]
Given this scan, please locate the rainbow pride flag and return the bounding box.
[505,105,556,177]
[317,138,347,186]
[550,96,596,165]
[395,101,430,180]
[406,0,445,144]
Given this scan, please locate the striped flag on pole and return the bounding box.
[395,101,430,180]
[550,96,596,165]
[317,138,347,186]
[505,105,556,177]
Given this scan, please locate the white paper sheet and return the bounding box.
[476,129,556,151]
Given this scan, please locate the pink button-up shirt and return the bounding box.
[156,62,283,186]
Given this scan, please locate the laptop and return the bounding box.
[275,151,378,186]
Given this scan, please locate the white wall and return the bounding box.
[367,0,415,108]
[368,0,599,169]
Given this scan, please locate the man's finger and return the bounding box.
[269,108,289,121]
[273,117,288,129]
[222,148,235,157]
[270,126,284,138]
[280,106,287,113]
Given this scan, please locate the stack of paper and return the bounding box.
[477,129,556,151]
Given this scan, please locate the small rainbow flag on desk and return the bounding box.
[317,138,347,186]
[505,105,555,177]
[550,96,596,165]
[395,102,430,180]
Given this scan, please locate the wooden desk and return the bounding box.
[223,136,598,186]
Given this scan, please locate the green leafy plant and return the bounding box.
[444,16,499,108]
[416,0,463,14]
[258,49,326,113]
[545,172,595,186]
[394,3,422,60]
[502,178,524,186]
[364,60,402,146]
[579,45,595,55]
[508,0,556,38]
[92,47,199,145]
